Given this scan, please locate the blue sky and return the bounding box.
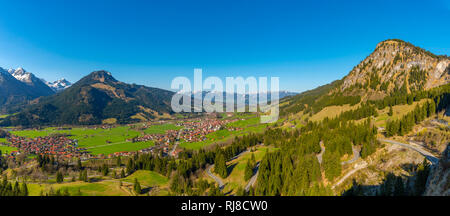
[0,0,449,92]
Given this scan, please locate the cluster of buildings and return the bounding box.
[132,118,241,145]
[2,116,246,160]
[6,135,88,159]
[175,118,240,142]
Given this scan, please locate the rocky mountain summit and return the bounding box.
[341,39,449,99]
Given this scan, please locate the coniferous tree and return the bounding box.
[21,182,28,196]
[121,169,126,178]
[244,159,254,181]
[134,178,142,195]
[394,176,405,196]
[56,171,64,183]
[214,153,228,178]
[116,156,122,167]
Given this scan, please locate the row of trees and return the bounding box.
[1,176,28,196]
[244,154,257,181]
[385,101,436,137]
[369,83,450,110]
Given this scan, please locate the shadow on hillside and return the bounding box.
[226,163,238,176]
[342,161,431,196]
[141,186,153,194]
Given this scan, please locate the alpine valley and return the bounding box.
[0,39,448,197]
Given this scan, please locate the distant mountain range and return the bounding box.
[0,67,75,113]
[188,90,297,104]
[0,67,54,112]
[14,37,448,126]
[8,68,56,96]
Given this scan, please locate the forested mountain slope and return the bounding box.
[281,39,449,117]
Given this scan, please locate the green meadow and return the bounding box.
[9,126,149,155]
[121,170,169,187]
[144,124,183,134]
[222,146,279,194]
[27,181,130,196]
[0,144,17,154]
[85,141,154,155]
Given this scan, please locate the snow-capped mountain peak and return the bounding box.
[46,78,72,92]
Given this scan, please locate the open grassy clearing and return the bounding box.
[121,170,169,187]
[25,170,169,196]
[309,104,360,122]
[86,141,154,155]
[144,123,183,134]
[226,117,259,128]
[0,144,17,153]
[27,180,131,196]
[374,98,431,127]
[217,146,278,194]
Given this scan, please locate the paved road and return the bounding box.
[245,162,260,192]
[378,139,439,165]
[341,146,360,165]
[169,130,182,157]
[206,165,224,189]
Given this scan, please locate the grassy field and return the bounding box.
[9,126,151,155]
[144,124,182,134]
[226,117,259,127]
[7,115,267,154]
[27,180,131,196]
[121,170,169,187]
[26,170,169,196]
[86,141,154,155]
[10,126,141,145]
[375,99,431,127]
[221,146,278,194]
[309,104,359,122]
[0,144,17,154]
